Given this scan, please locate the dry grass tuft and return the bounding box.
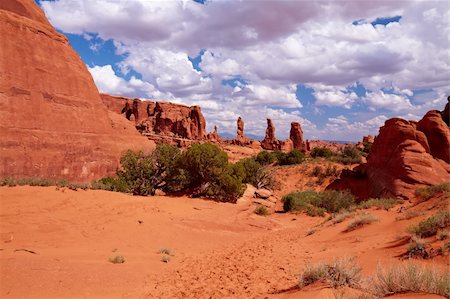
[345,213,378,232]
[299,257,361,288]
[368,262,450,297]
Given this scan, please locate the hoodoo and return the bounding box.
[0,0,153,182]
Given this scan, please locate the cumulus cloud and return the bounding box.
[40,0,449,141]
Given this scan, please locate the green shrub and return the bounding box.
[255,151,276,165]
[332,145,362,165]
[415,182,450,201]
[117,150,155,196]
[0,178,17,187]
[357,198,401,211]
[283,190,355,215]
[299,257,361,288]
[410,211,450,238]
[277,149,305,165]
[254,206,269,216]
[311,147,333,158]
[176,143,244,201]
[319,190,356,213]
[283,190,321,213]
[234,158,262,186]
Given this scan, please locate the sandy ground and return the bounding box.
[0,186,448,298]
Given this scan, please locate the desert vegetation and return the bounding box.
[299,258,450,297]
[345,213,378,232]
[368,262,450,297]
[409,211,450,238]
[299,257,361,288]
[255,149,305,166]
[415,182,450,201]
[310,145,363,165]
[282,190,356,215]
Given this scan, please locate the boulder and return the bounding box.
[254,189,272,199]
[253,198,275,208]
[0,0,154,182]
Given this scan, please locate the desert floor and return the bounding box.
[0,186,447,298]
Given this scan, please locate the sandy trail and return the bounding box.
[0,186,447,298]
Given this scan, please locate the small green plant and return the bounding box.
[345,213,378,232]
[406,237,429,259]
[299,257,361,288]
[357,198,401,211]
[254,205,269,216]
[415,182,450,201]
[437,229,450,240]
[161,255,171,263]
[311,166,322,177]
[368,262,450,297]
[109,255,125,264]
[409,211,450,238]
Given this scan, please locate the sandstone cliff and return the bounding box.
[0,0,154,182]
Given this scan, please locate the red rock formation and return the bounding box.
[261,119,281,150]
[357,135,375,150]
[151,102,206,140]
[0,0,153,182]
[442,96,449,126]
[328,106,450,199]
[289,122,306,152]
[232,117,252,146]
[207,126,222,143]
[101,93,153,124]
[417,110,450,163]
[102,94,207,142]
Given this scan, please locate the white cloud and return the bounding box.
[363,91,414,112]
[40,0,450,141]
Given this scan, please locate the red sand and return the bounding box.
[0,186,448,298]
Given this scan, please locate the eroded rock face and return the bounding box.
[328,107,450,200]
[0,0,153,182]
[261,119,281,150]
[417,110,450,163]
[289,122,306,152]
[102,94,207,143]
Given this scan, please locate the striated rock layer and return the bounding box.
[328,104,450,200]
[0,0,154,182]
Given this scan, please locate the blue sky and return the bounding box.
[37,0,449,141]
